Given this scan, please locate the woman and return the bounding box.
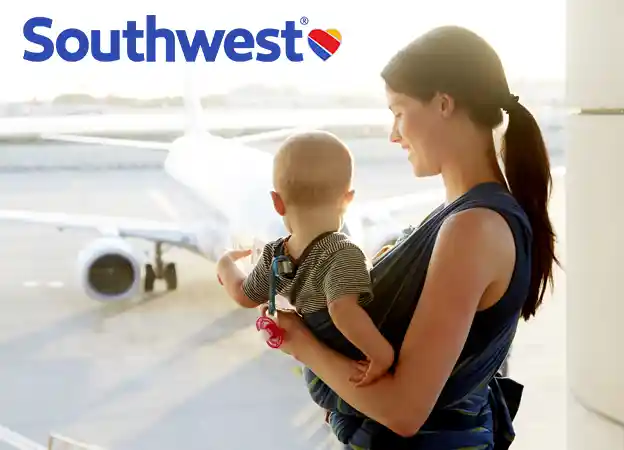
[264,25,558,448]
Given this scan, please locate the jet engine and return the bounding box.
[76,237,143,302]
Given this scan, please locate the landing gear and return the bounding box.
[164,263,177,290]
[143,242,177,293]
[145,264,156,292]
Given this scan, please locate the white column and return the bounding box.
[566,0,624,447]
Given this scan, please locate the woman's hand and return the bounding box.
[258,305,315,360]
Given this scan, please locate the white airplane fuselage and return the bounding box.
[163,132,280,261]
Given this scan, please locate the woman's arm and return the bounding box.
[291,208,513,437]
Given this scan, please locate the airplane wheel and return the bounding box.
[164,263,177,290]
[144,264,156,292]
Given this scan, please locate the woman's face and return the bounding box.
[385,85,454,177]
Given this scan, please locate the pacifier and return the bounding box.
[255,315,284,349]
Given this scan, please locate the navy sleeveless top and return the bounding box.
[318,181,531,449]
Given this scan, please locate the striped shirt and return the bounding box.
[242,232,373,315]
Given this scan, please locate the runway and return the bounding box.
[0,138,566,449]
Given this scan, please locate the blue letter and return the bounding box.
[91,30,120,62]
[177,30,224,62]
[123,21,144,62]
[224,29,253,62]
[281,21,303,62]
[146,15,175,62]
[256,28,280,62]
[56,28,89,62]
[23,17,54,62]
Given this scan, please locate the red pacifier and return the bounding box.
[255,315,284,349]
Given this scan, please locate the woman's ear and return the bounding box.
[437,93,456,119]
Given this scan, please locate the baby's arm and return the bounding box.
[323,246,394,385]
[217,245,271,308]
[329,296,394,385]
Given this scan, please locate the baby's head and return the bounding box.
[271,130,355,230]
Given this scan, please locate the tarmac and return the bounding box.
[0,138,566,449]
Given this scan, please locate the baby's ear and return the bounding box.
[270,191,286,216]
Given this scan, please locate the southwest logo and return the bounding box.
[307,29,342,60]
[22,15,342,63]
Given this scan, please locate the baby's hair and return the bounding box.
[273,130,353,207]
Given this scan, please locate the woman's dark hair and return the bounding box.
[381,25,559,320]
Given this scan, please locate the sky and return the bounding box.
[0,0,566,101]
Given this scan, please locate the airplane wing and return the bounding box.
[40,133,171,150]
[0,209,201,252]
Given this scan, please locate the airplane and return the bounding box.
[0,80,440,304]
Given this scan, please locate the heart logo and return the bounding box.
[307,28,342,60]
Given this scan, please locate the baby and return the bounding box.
[216,130,394,386]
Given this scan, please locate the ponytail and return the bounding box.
[502,101,560,320]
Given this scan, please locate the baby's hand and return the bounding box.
[349,347,394,387]
[222,249,253,262]
[216,249,252,285]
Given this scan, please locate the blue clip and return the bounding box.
[269,256,291,315]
